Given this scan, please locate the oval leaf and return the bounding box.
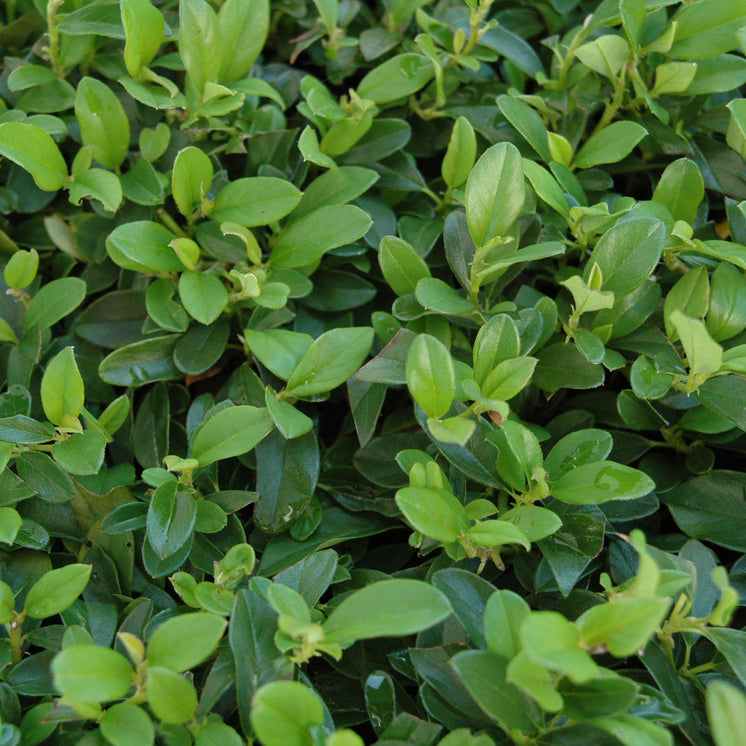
[270,205,372,268]
[0,122,67,191]
[465,142,524,248]
[52,646,133,703]
[549,461,655,504]
[40,347,85,427]
[405,334,455,419]
[75,76,130,170]
[147,612,227,672]
[192,405,274,465]
[211,177,302,227]
[322,578,452,644]
[25,564,92,619]
[585,217,666,297]
[286,327,374,397]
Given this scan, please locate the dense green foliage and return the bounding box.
[0,0,746,743]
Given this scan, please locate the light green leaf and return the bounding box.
[670,0,746,59]
[450,650,542,732]
[323,579,452,643]
[706,679,746,746]
[4,249,39,289]
[484,589,530,659]
[727,98,746,160]
[192,405,274,465]
[498,95,551,161]
[217,0,269,83]
[577,596,671,657]
[664,266,710,341]
[707,262,746,342]
[251,681,324,746]
[574,34,630,79]
[178,272,229,325]
[52,430,107,475]
[211,177,302,227]
[0,507,22,545]
[147,613,227,672]
[179,0,221,94]
[146,666,197,723]
[0,581,15,624]
[52,646,133,703]
[40,347,85,427]
[285,327,374,397]
[520,611,597,683]
[405,334,455,419]
[265,390,313,439]
[68,168,123,212]
[465,142,524,247]
[442,116,477,188]
[106,221,185,274]
[651,61,698,95]
[146,482,196,559]
[75,77,130,170]
[270,205,372,268]
[379,236,431,296]
[473,315,520,385]
[574,121,647,169]
[500,505,562,543]
[172,146,213,218]
[121,0,165,77]
[669,310,723,378]
[415,277,477,315]
[549,461,655,504]
[100,702,155,746]
[652,158,704,224]
[480,356,537,401]
[244,328,313,380]
[356,53,434,103]
[507,650,563,712]
[25,277,87,332]
[395,486,469,543]
[25,564,92,619]
[0,122,67,191]
[594,714,673,746]
[523,159,570,217]
[467,520,530,551]
[427,416,477,445]
[585,217,665,296]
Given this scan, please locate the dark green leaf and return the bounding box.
[534,343,605,393]
[663,471,746,550]
[99,335,182,386]
[254,430,319,533]
[146,482,196,559]
[450,651,541,733]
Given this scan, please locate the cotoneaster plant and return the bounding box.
[0,0,744,745]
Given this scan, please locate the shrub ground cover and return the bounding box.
[0,0,746,744]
